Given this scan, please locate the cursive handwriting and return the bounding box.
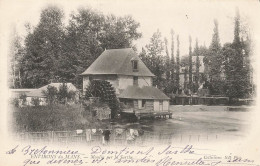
[156,156,221,166]
[4,144,259,166]
[6,145,19,154]
[22,145,79,156]
[91,146,154,159]
[158,145,194,155]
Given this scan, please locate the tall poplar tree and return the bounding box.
[164,38,171,81]
[188,36,193,91]
[170,29,175,81]
[195,38,200,90]
[208,19,225,95]
[224,9,251,99]
[176,35,180,89]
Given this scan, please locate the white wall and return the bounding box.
[118,75,133,90]
[138,100,142,109]
[83,75,153,94]
[154,100,160,111]
[83,76,90,91]
[26,97,47,106]
[154,100,169,112]
[138,76,153,87]
[163,100,169,111]
[118,75,152,89]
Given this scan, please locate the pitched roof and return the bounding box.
[118,86,170,100]
[26,83,77,97]
[80,48,155,77]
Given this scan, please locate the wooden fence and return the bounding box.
[16,130,220,145]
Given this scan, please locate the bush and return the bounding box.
[42,85,58,105]
[11,98,19,107]
[19,94,27,106]
[31,97,41,106]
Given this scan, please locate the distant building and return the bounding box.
[26,83,78,106]
[179,55,205,89]
[9,89,36,98]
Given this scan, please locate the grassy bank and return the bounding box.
[11,104,110,132]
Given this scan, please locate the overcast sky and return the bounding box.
[3,0,260,56]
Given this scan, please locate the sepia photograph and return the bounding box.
[0,0,260,165]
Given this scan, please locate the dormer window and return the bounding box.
[132,60,138,72]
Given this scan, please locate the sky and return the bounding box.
[2,0,260,57]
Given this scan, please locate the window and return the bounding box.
[133,76,138,86]
[142,100,146,108]
[132,60,138,72]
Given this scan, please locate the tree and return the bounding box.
[170,29,175,81]
[57,83,76,104]
[22,6,65,88]
[195,38,200,91]
[9,29,24,88]
[188,36,193,90]
[176,35,180,89]
[145,29,165,88]
[31,97,41,106]
[208,19,225,95]
[164,38,171,81]
[18,7,142,89]
[61,8,104,88]
[59,8,142,88]
[42,85,58,105]
[223,10,251,99]
[100,15,142,49]
[19,94,27,106]
[184,66,188,90]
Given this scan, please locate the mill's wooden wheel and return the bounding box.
[85,80,119,119]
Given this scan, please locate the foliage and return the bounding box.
[11,98,19,107]
[100,14,142,49]
[188,36,193,90]
[31,97,41,106]
[9,29,24,88]
[19,94,27,106]
[207,19,226,95]
[143,29,166,88]
[57,83,76,104]
[11,104,107,132]
[21,6,65,88]
[164,38,171,81]
[42,85,58,105]
[176,35,180,89]
[14,6,142,89]
[84,80,120,119]
[195,38,200,88]
[170,29,175,81]
[222,10,252,99]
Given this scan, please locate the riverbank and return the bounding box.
[169,105,254,112]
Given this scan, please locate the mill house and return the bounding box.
[81,48,172,119]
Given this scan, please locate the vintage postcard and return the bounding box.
[0,0,260,165]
